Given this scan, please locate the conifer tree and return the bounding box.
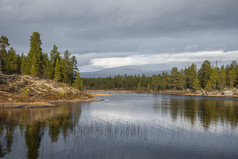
[54,58,62,82]
[49,45,60,79]
[0,36,10,71]
[210,67,219,90]
[219,65,226,90]
[62,50,73,84]
[21,54,27,74]
[137,82,142,91]
[28,32,43,76]
[170,67,180,90]
[3,47,18,72]
[192,77,201,91]
[31,54,38,76]
[73,72,83,90]
[205,80,212,92]
[198,60,212,88]
[228,69,236,88]
[184,63,197,89]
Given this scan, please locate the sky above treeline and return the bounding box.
[1,0,238,72]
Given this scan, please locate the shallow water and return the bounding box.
[0,93,238,159]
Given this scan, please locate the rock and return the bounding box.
[223,90,233,95]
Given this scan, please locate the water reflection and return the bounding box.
[0,103,81,158]
[157,97,238,128]
[0,94,238,159]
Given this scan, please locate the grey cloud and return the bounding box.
[1,0,238,71]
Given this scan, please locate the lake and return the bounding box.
[0,93,238,159]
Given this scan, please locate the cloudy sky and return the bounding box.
[1,0,238,72]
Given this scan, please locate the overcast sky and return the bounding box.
[1,0,238,72]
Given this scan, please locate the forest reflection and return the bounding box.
[0,103,81,159]
[0,96,238,159]
[157,97,238,128]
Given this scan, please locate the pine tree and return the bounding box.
[49,45,60,79]
[219,65,226,90]
[31,54,38,76]
[54,58,62,82]
[198,60,212,88]
[210,67,219,90]
[0,36,10,71]
[184,63,197,89]
[137,82,142,91]
[170,67,180,90]
[62,50,73,84]
[28,32,43,76]
[228,69,236,88]
[73,72,83,90]
[192,77,201,91]
[3,47,18,72]
[147,83,151,91]
[205,80,212,92]
[21,54,27,74]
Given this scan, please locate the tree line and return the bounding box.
[0,33,83,90]
[83,60,238,92]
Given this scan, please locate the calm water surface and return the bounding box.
[0,93,238,159]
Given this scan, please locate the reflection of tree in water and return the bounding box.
[159,98,238,129]
[0,103,81,159]
[0,111,17,158]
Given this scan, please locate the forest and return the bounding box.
[0,33,83,90]
[83,60,238,92]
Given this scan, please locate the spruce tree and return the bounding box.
[62,50,73,84]
[192,77,201,91]
[28,32,43,76]
[54,58,62,82]
[219,65,226,90]
[170,67,180,90]
[31,54,38,76]
[3,47,18,72]
[198,60,212,88]
[210,67,219,90]
[228,69,236,88]
[0,36,10,71]
[49,45,60,79]
[21,54,27,74]
[73,72,83,90]
[205,80,212,92]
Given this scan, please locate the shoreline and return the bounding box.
[0,97,102,109]
[89,89,238,98]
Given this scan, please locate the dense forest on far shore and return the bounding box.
[83,60,238,93]
[0,33,83,90]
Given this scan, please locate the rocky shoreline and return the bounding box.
[0,72,100,108]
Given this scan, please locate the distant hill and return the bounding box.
[81,64,171,78]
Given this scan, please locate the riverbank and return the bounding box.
[89,89,238,98]
[0,73,99,108]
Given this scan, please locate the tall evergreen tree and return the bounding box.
[73,72,83,90]
[2,47,18,72]
[219,65,226,90]
[49,45,60,79]
[185,63,197,89]
[198,60,212,88]
[210,67,219,90]
[28,32,43,76]
[54,58,62,82]
[0,36,10,71]
[228,69,236,88]
[170,67,180,90]
[61,50,73,84]
[192,77,201,91]
[21,53,27,74]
